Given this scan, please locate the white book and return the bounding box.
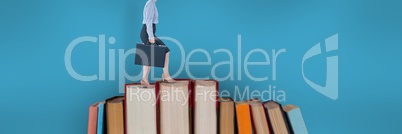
[159,81,190,134]
[125,84,157,134]
[194,80,218,134]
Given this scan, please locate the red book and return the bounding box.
[87,102,99,134]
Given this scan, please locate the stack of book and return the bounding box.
[87,79,308,134]
[88,96,124,134]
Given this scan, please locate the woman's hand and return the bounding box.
[149,38,155,44]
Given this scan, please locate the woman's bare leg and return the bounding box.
[162,52,175,82]
[163,52,170,76]
[142,65,151,82]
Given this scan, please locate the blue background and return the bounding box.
[1,0,401,133]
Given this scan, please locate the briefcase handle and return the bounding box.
[145,42,165,46]
[141,42,155,45]
[137,42,165,47]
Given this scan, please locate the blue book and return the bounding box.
[283,104,308,134]
[97,101,105,134]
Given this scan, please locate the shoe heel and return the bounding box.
[140,80,150,88]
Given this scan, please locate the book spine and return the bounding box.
[287,108,308,134]
[249,105,257,134]
[155,81,161,134]
[217,101,221,134]
[97,103,104,134]
[105,97,124,134]
[124,85,128,134]
[88,105,98,134]
[187,79,193,134]
[214,80,219,108]
[233,102,239,134]
[282,109,294,134]
[236,104,253,134]
[264,108,274,134]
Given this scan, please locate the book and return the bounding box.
[248,99,271,134]
[219,97,235,134]
[235,102,253,134]
[88,102,99,134]
[264,100,290,134]
[157,80,192,134]
[193,80,218,134]
[125,83,157,134]
[106,96,124,134]
[283,104,308,134]
[97,101,105,134]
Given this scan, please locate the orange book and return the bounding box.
[235,102,253,134]
[88,102,99,134]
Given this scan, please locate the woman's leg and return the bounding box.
[161,51,175,82]
[142,65,151,82]
[154,37,171,77]
[163,52,170,76]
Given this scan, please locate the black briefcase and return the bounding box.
[134,43,167,68]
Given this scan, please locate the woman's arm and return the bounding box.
[144,3,155,42]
